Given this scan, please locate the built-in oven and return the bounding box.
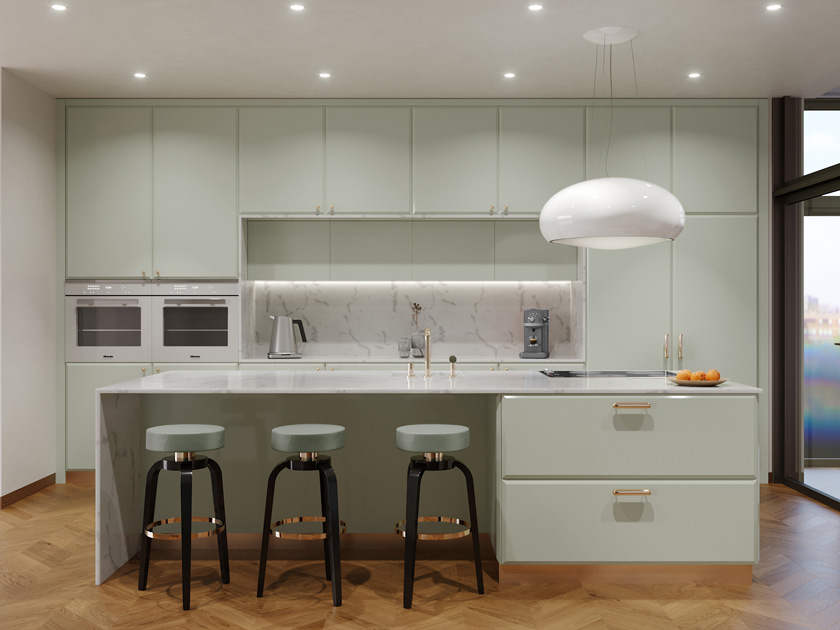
[151,281,239,363]
[65,281,152,362]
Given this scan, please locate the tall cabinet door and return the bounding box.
[66,107,152,278]
[499,107,585,214]
[66,363,150,469]
[153,107,238,278]
[673,216,758,384]
[239,107,325,214]
[413,107,497,214]
[326,107,411,213]
[587,242,672,370]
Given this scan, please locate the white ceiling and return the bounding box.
[2,0,840,99]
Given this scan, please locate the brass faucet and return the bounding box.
[424,328,431,378]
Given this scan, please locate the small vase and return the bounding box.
[410,330,425,357]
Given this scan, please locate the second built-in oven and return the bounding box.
[151,281,239,363]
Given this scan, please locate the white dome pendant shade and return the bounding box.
[539,177,685,250]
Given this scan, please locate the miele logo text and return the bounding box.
[190,355,200,358]
[103,355,113,358]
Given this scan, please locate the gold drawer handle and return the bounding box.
[613,489,652,496]
[612,402,652,409]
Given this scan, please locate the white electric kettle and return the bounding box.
[267,315,307,359]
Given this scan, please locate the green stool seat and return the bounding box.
[271,424,346,453]
[146,424,225,453]
[396,424,469,453]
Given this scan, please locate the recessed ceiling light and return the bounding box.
[504,73,516,78]
[529,4,543,10]
[766,4,782,10]
[134,73,146,79]
[290,4,304,10]
[688,73,701,78]
[319,72,331,78]
[51,4,67,10]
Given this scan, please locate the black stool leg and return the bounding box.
[257,461,289,598]
[318,465,332,581]
[207,458,230,585]
[138,459,164,591]
[319,462,342,606]
[180,466,193,611]
[403,462,425,609]
[454,459,484,595]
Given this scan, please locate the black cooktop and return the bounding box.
[540,370,675,378]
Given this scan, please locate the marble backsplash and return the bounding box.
[242,281,584,361]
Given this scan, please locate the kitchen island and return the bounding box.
[96,370,760,585]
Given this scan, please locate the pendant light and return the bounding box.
[539,27,685,250]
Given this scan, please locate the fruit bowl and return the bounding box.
[667,376,728,387]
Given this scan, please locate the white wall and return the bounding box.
[0,69,57,496]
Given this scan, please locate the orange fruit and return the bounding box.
[690,371,706,381]
[675,369,692,380]
[706,369,721,381]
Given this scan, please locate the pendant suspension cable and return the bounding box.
[591,39,600,179]
[630,40,650,181]
[605,43,614,178]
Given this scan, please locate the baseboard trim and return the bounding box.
[499,563,753,584]
[66,471,95,485]
[0,473,56,509]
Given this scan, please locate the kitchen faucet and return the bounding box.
[424,328,431,378]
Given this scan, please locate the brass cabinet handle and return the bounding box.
[613,489,652,496]
[330,367,334,371]
[490,367,495,371]
[155,368,160,374]
[315,367,321,371]
[612,402,652,409]
[329,205,335,215]
[141,270,147,278]
[315,204,320,214]
[664,333,669,359]
[155,270,160,278]
[504,205,509,215]
[141,367,146,376]
[678,333,684,360]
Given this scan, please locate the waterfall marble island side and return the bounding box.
[96,370,761,585]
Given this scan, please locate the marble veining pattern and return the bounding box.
[242,281,582,360]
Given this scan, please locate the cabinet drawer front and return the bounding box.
[501,480,757,564]
[502,395,756,477]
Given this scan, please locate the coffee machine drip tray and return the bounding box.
[540,370,676,378]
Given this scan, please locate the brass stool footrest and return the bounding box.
[395,516,471,541]
[271,516,348,541]
[144,516,225,540]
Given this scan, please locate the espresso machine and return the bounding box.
[519,308,550,359]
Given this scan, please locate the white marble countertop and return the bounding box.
[237,355,583,364]
[98,370,762,395]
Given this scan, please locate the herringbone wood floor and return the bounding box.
[1,481,839,629]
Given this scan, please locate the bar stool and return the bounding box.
[395,424,484,609]
[138,424,230,611]
[257,424,346,607]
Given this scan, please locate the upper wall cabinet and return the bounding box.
[499,107,585,214]
[66,107,153,278]
[239,107,325,214]
[413,107,498,214]
[326,107,411,214]
[673,106,758,213]
[153,107,238,278]
[586,106,672,189]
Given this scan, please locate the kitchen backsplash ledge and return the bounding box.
[242,281,584,361]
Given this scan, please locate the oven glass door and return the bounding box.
[65,297,152,362]
[152,297,239,362]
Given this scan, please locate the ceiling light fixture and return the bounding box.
[528,4,543,10]
[539,26,685,250]
[766,4,782,11]
[504,72,516,78]
[290,4,304,10]
[688,72,701,78]
[134,73,146,78]
[319,72,331,78]
[51,4,67,10]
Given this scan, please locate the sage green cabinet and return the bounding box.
[586,215,757,382]
[239,107,325,214]
[329,221,412,280]
[413,107,498,214]
[586,106,672,189]
[673,106,758,213]
[499,107,585,214]
[672,216,758,384]
[246,220,330,281]
[587,242,672,371]
[326,107,411,213]
[66,107,153,278]
[66,363,150,469]
[412,221,495,280]
[153,107,238,278]
[494,220,578,281]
